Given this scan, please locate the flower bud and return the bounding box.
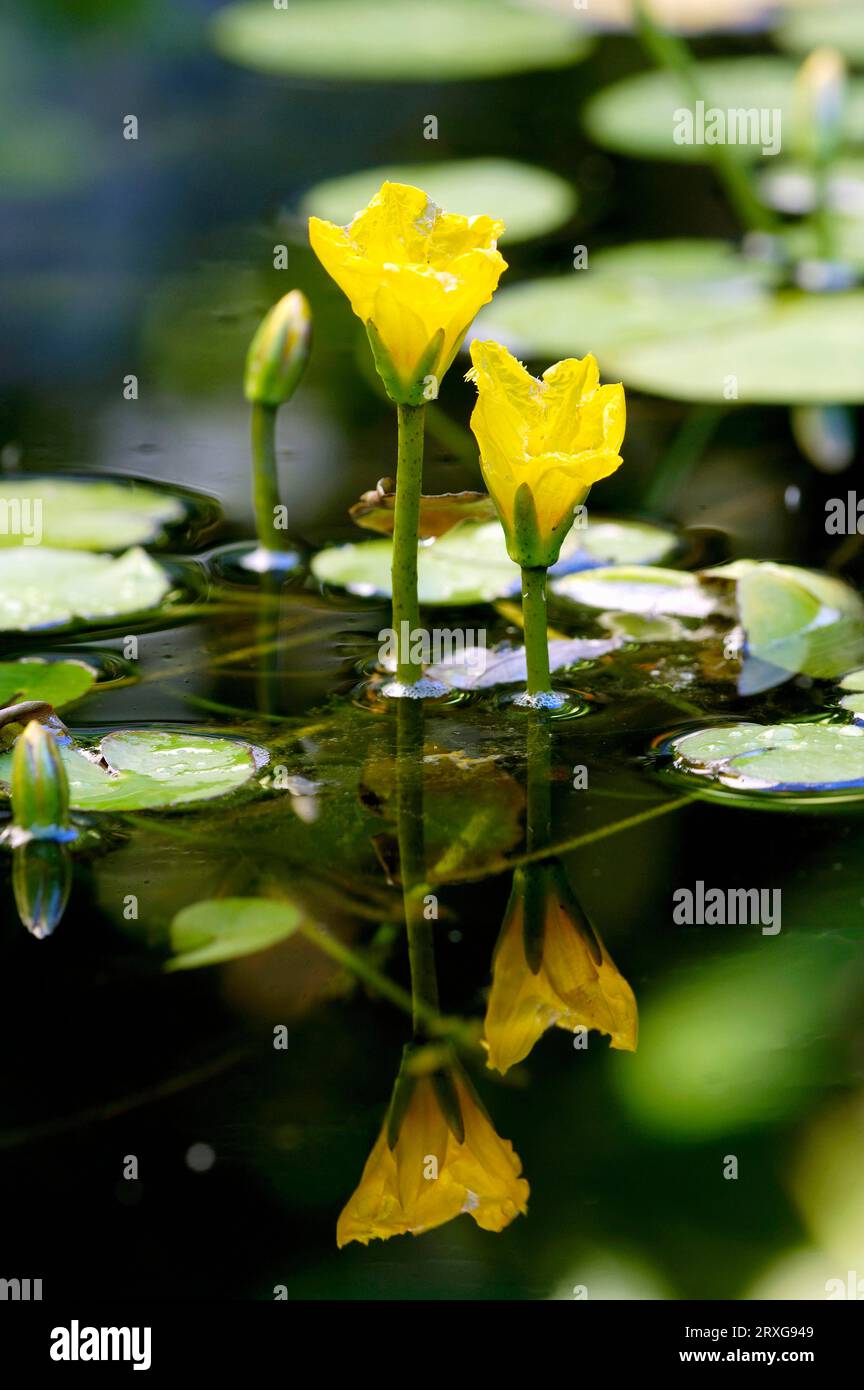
[796,48,847,166]
[244,290,311,407]
[11,720,71,841]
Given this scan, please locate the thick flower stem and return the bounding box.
[521,566,552,697]
[392,403,426,685]
[251,403,291,553]
[396,698,438,1033]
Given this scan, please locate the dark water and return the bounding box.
[2,1,864,1301]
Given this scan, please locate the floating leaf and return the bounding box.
[552,566,724,618]
[473,239,776,364]
[211,0,589,81]
[312,517,679,605]
[0,659,96,710]
[301,159,576,244]
[427,636,621,689]
[349,484,496,539]
[0,477,186,550]
[524,0,777,36]
[0,730,266,812]
[669,720,864,792]
[168,897,303,971]
[0,547,173,632]
[778,3,864,65]
[584,58,864,164]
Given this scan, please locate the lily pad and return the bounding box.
[584,57,864,164]
[553,566,723,618]
[0,730,267,812]
[427,636,621,689]
[0,547,172,632]
[210,0,589,82]
[350,485,496,539]
[668,720,864,793]
[778,4,864,65]
[168,897,302,971]
[525,0,778,35]
[473,239,777,364]
[0,659,96,710]
[301,159,576,244]
[0,477,186,550]
[312,517,679,605]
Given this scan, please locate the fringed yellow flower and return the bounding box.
[337,1059,529,1247]
[467,339,625,568]
[309,182,507,405]
[484,860,637,1075]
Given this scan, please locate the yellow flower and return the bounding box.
[309,182,507,405]
[484,861,637,1075]
[336,1059,528,1247]
[467,339,625,567]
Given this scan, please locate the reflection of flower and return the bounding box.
[309,182,507,404]
[484,860,637,1075]
[467,340,625,567]
[337,1054,529,1246]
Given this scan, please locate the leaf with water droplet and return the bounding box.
[670,720,864,793]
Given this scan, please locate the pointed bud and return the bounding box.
[12,840,72,939]
[11,720,72,842]
[244,290,311,407]
[796,48,847,166]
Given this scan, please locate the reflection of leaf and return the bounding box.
[0,547,172,632]
[168,897,302,971]
[428,636,620,690]
[313,517,680,605]
[350,484,496,539]
[0,730,265,812]
[0,659,96,710]
[302,158,576,245]
[0,477,185,550]
[210,0,590,81]
[670,721,864,792]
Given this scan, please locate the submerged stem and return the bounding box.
[396,697,438,1033]
[391,403,426,685]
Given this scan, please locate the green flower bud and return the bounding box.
[11,720,72,842]
[12,840,72,939]
[244,290,312,407]
[795,48,847,167]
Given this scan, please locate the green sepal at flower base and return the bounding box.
[10,720,75,844]
[386,1043,465,1148]
[365,321,446,406]
[243,289,312,408]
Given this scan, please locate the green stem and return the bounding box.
[396,697,438,1033]
[632,0,774,235]
[521,566,552,696]
[251,402,290,552]
[391,403,426,685]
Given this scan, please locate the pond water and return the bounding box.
[3,0,864,1302]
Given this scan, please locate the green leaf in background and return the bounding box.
[0,548,173,632]
[0,478,185,550]
[473,240,776,365]
[584,57,864,163]
[522,0,777,36]
[778,3,864,65]
[669,720,864,792]
[168,897,303,971]
[0,730,265,812]
[552,566,723,618]
[210,0,590,81]
[301,159,577,244]
[312,517,679,605]
[0,659,96,710]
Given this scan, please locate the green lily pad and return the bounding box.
[552,566,723,618]
[0,659,96,710]
[168,897,302,971]
[0,730,266,812]
[669,720,864,792]
[312,517,679,605]
[584,57,864,164]
[473,239,776,364]
[0,547,172,632]
[778,4,864,65]
[210,0,589,81]
[301,159,576,244]
[613,291,864,405]
[840,667,864,690]
[0,478,186,550]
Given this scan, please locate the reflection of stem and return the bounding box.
[396,697,438,1032]
[251,402,291,553]
[521,567,552,696]
[526,715,552,855]
[632,0,773,235]
[392,404,426,685]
